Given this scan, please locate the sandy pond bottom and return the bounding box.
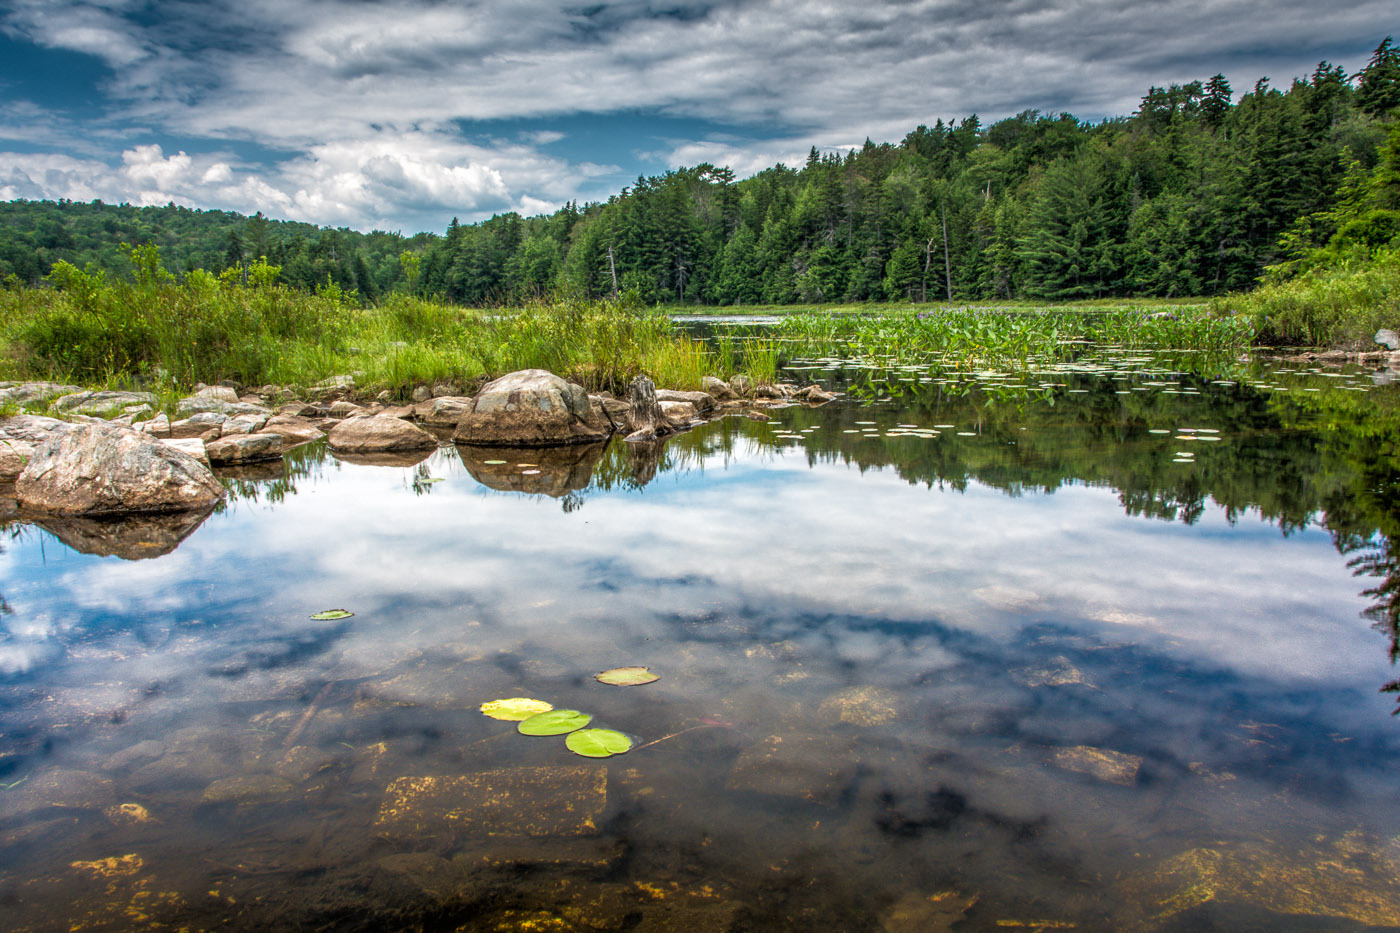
[2,365,1400,932]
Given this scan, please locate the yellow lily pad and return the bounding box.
[480,697,554,721]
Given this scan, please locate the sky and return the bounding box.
[0,0,1393,236]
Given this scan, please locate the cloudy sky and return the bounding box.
[0,0,1392,234]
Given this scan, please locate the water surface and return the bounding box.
[2,357,1399,931]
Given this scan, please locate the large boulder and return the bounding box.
[452,370,609,447]
[52,390,157,417]
[328,414,437,453]
[415,396,475,426]
[205,433,283,465]
[0,382,84,407]
[259,415,325,450]
[15,422,224,516]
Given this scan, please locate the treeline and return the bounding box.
[0,200,433,299]
[4,37,1399,305]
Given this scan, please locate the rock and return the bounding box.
[416,396,475,426]
[411,385,432,403]
[431,383,459,398]
[727,734,860,806]
[817,686,903,726]
[169,412,227,439]
[0,381,84,407]
[206,433,284,465]
[220,413,270,435]
[658,400,699,421]
[201,774,297,805]
[0,437,31,481]
[729,374,753,396]
[278,402,315,418]
[308,374,358,398]
[16,422,224,515]
[194,385,239,404]
[259,415,325,450]
[879,891,979,933]
[274,745,344,783]
[174,396,270,418]
[1376,328,1400,351]
[0,769,115,819]
[753,383,783,399]
[328,400,363,418]
[136,413,171,437]
[0,414,76,445]
[459,443,605,497]
[702,375,737,400]
[329,414,437,453]
[154,437,209,467]
[374,766,607,840]
[796,384,836,404]
[452,369,609,447]
[375,389,393,403]
[52,390,158,416]
[1049,745,1142,785]
[654,389,717,413]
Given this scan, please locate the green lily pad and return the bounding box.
[518,709,591,736]
[480,697,554,721]
[565,728,633,758]
[310,609,354,620]
[595,666,659,686]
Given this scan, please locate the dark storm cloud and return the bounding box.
[0,0,1390,229]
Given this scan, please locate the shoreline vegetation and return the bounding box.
[0,241,1395,416]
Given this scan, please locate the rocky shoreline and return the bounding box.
[1,369,837,523]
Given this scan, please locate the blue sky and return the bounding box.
[0,0,1392,235]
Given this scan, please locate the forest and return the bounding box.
[2,36,1397,307]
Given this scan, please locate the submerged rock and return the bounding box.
[374,765,607,840]
[0,769,116,819]
[453,369,609,447]
[817,686,903,726]
[1049,745,1141,785]
[16,422,224,515]
[727,733,860,806]
[201,774,297,805]
[329,414,437,452]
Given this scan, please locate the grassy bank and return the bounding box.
[1209,247,1400,347]
[0,256,750,397]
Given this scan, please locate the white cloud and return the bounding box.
[1,0,1394,229]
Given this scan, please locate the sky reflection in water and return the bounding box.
[1,379,1399,931]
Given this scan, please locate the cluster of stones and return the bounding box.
[0,370,837,519]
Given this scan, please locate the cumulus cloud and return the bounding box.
[0,0,1393,229]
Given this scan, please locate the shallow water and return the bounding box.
[2,357,1399,931]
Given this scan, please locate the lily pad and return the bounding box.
[518,709,591,736]
[595,666,659,686]
[480,697,554,721]
[565,728,633,758]
[310,609,354,620]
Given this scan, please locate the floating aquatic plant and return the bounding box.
[518,709,591,736]
[595,666,659,686]
[309,609,353,620]
[480,697,554,721]
[565,728,633,758]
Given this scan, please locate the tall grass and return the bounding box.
[0,256,752,396]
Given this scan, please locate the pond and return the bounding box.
[2,353,1399,932]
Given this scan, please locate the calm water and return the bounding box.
[2,355,1399,932]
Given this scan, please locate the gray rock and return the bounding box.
[154,437,210,467]
[0,769,116,818]
[328,400,363,418]
[175,396,271,418]
[729,374,753,396]
[658,399,699,421]
[259,415,325,450]
[136,413,171,437]
[797,384,837,403]
[452,369,609,447]
[329,414,437,452]
[0,381,84,407]
[411,385,432,403]
[702,375,737,400]
[206,433,283,464]
[1376,328,1400,351]
[52,390,158,416]
[16,421,224,515]
[0,414,76,445]
[655,389,717,413]
[220,412,270,435]
[194,385,240,404]
[417,396,475,426]
[753,383,784,399]
[431,383,459,398]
